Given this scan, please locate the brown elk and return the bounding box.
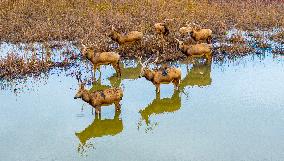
[191,28,213,44]
[154,23,169,36]
[180,23,212,43]
[176,38,213,63]
[74,83,123,115]
[179,24,193,37]
[139,57,181,93]
[154,19,173,37]
[108,26,143,45]
[81,44,121,77]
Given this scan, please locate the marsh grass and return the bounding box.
[0,52,54,79]
[1,0,284,64]
[270,31,284,44]
[0,41,79,79]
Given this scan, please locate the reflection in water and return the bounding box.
[138,61,212,132]
[108,62,142,87]
[90,75,111,91]
[180,61,212,89]
[75,110,123,155]
[139,90,181,132]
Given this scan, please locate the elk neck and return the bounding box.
[144,68,154,82]
[81,90,91,103]
[179,44,189,54]
[111,31,123,44]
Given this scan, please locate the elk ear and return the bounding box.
[80,83,85,89]
[137,56,142,65]
[175,38,181,44]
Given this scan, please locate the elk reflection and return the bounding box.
[138,90,181,132]
[108,61,142,87]
[180,60,212,89]
[90,74,111,91]
[75,110,123,154]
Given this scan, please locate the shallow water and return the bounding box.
[1,43,284,161]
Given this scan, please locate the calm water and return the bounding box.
[0,42,284,161]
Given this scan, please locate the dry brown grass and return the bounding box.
[270,31,284,44]
[0,52,53,79]
[1,0,284,60]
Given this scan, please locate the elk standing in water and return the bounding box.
[74,83,123,116]
[176,38,213,63]
[81,44,121,77]
[139,58,181,93]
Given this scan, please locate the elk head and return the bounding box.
[74,83,86,99]
[108,25,119,39]
[139,56,153,78]
[175,38,184,49]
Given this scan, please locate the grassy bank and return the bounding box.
[0,0,284,60]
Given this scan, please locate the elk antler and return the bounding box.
[137,56,142,65]
[153,57,159,64]
[76,71,82,83]
[142,56,153,67]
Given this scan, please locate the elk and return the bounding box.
[190,28,213,44]
[179,24,193,37]
[139,57,181,93]
[154,20,170,37]
[154,18,175,41]
[108,26,143,45]
[176,38,213,62]
[179,23,212,43]
[81,44,121,77]
[74,83,123,115]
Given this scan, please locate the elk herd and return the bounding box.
[75,20,214,116]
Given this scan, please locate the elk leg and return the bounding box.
[185,57,190,72]
[93,65,98,81]
[113,63,121,77]
[173,80,177,90]
[188,56,194,64]
[173,79,180,90]
[95,113,100,120]
[155,83,160,93]
[206,52,212,64]
[207,36,212,44]
[118,63,122,77]
[118,45,125,52]
[155,91,161,100]
[114,101,121,111]
[95,106,101,115]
